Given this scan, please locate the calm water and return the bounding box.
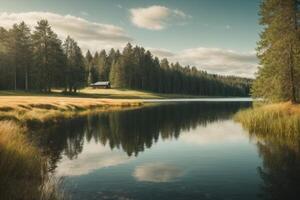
[32,101,300,200]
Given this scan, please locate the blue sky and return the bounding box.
[0,0,261,77]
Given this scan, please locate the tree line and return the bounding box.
[0,20,251,96]
[252,0,300,103]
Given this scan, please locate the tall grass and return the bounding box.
[0,121,43,199]
[0,121,68,200]
[234,102,300,137]
[0,96,143,199]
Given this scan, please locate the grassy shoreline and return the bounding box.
[0,120,69,200]
[234,102,300,136]
[0,93,144,199]
[0,88,249,199]
[0,96,143,126]
[0,88,246,99]
[0,87,248,126]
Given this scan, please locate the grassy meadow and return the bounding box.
[0,91,145,126]
[234,102,300,136]
[0,87,208,126]
[0,88,200,99]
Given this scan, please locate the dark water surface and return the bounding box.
[33,102,300,200]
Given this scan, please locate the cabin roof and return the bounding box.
[90,81,110,86]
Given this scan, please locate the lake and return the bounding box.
[32,101,300,200]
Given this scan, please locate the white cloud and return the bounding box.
[148,48,176,57]
[0,12,132,52]
[150,47,258,78]
[130,5,190,30]
[56,140,133,176]
[133,163,184,182]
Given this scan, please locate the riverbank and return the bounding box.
[234,102,300,136]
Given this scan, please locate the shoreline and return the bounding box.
[0,88,251,126]
[0,96,143,126]
[234,102,300,136]
[0,96,143,199]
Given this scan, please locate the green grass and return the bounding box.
[0,88,202,99]
[234,102,300,137]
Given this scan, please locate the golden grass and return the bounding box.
[0,91,145,199]
[0,121,44,199]
[0,121,69,199]
[234,102,300,136]
[0,96,143,126]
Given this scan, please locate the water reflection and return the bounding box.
[28,101,300,199]
[249,131,300,200]
[133,163,184,182]
[33,102,249,162]
[55,141,132,176]
[180,120,247,145]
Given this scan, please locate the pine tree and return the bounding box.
[252,0,300,102]
[96,50,109,81]
[85,50,93,85]
[63,36,85,92]
[9,23,33,90]
[0,21,252,97]
[0,27,13,90]
[32,20,64,92]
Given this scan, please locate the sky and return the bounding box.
[0,0,261,78]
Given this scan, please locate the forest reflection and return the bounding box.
[31,102,249,171]
[28,102,300,199]
[251,131,300,200]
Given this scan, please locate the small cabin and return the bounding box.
[90,81,111,89]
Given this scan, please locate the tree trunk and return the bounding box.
[289,0,299,103]
[288,43,297,103]
[14,65,17,90]
[25,66,28,91]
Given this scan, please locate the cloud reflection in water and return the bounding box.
[133,163,184,183]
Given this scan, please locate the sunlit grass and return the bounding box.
[234,102,300,136]
[0,94,143,198]
[0,121,69,199]
[0,89,146,199]
[0,96,142,126]
[0,121,43,199]
[0,87,200,99]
